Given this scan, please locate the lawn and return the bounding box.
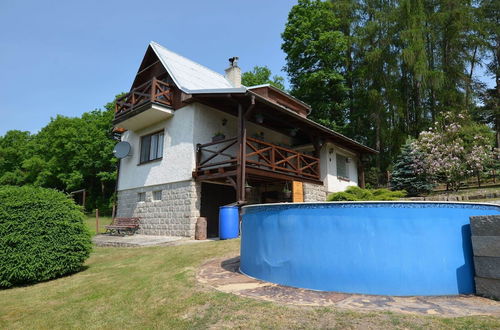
[84,214,113,236]
[1,240,499,329]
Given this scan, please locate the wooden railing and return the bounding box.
[245,137,320,180]
[195,136,320,181]
[115,77,173,116]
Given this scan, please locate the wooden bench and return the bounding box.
[105,217,140,236]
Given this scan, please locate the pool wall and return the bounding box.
[240,202,500,296]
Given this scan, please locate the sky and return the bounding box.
[0,0,297,135]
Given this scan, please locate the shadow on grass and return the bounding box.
[0,265,90,290]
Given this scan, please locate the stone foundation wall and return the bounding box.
[303,182,327,202]
[116,180,201,237]
[470,215,500,300]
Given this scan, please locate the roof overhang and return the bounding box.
[189,91,378,155]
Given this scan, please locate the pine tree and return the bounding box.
[390,139,434,196]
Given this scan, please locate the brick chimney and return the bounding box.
[225,57,241,87]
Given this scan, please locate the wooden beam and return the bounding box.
[236,103,245,203]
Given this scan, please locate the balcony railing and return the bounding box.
[115,77,173,117]
[195,137,320,181]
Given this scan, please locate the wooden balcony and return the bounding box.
[115,77,173,116]
[113,77,174,131]
[194,137,321,183]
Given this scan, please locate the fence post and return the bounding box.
[96,209,99,235]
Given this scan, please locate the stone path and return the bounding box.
[92,234,218,247]
[197,256,500,317]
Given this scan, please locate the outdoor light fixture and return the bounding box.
[222,118,227,126]
[255,113,264,124]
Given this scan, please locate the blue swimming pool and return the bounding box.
[240,202,500,296]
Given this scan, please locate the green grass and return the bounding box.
[1,240,499,329]
[84,215,113,236]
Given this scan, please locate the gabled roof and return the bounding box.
[149,41,246,94]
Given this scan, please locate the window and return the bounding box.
[153,190,162,201]
[336,154,349,180]
[140,130,164,164]
[138,192,146,202]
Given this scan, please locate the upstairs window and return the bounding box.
[140,130,164,164]
[336,154,349,180]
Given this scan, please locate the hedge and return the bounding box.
[0,186,92,288]
[327,186,407,201]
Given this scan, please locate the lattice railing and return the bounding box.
[115,77,173,116]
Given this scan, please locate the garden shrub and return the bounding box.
[0,186,92,288]
[327,186,407,201]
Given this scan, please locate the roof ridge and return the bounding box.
[149,41,231,84]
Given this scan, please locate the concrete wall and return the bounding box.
[470,215,500,300]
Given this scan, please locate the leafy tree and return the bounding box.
[412,113,496,191]
[280,0,493,184]
[390,139,434,196]
[241,66,285,90]
[282,0,348,130]
[0,130,32,185]
[0,97,121,213]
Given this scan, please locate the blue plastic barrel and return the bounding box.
[219,205,239,239]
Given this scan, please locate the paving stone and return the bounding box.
[197,256,500,316]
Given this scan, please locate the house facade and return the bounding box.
[113,42,377,237]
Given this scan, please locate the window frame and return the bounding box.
[336,153,350,181]
[138,192,146,202]
[152,190,162,201]
[139,130,164,165]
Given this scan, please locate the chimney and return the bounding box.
[225,57,241,87]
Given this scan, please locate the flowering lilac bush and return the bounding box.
[410,113,497,191]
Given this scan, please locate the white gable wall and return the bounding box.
[117,104,197,191]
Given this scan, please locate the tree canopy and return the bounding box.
[0,98,119,213]
[282,0,500,183]
[241,66,286,90]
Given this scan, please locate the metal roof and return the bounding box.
[150,41,246,94]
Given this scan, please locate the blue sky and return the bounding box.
[0,0,296,135]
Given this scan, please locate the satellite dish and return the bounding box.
[113,141,132,159]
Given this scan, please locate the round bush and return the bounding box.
[0,186,92,288]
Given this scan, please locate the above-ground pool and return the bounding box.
[240,202,500,296]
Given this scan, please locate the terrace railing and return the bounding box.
[195,136,320,181]
[115,77,173,117]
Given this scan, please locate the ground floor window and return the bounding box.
[153,190,162,201]
[336,154,349,180]
[138,192,146,202]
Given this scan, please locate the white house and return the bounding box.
[113,41,377,237]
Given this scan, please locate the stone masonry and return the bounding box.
[470,215,500,300]
[116,180,201,237]
[303,182,327,202]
